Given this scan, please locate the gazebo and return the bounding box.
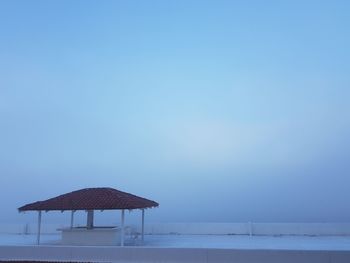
[18,187,159,246]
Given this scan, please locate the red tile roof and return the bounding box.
[18,187,159,211]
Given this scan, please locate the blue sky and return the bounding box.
[0,0,349,223]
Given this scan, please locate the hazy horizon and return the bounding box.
[1,0,349,224]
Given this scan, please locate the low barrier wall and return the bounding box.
[145,223,350,236]
[0,246,350,263]
[1,223,350,236]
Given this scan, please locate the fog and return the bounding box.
[0,1,349,224]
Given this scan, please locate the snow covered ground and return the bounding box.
[1,233,350,251]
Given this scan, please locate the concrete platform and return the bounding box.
[2,233,350,250]
[2,234,350,262]
[1,245,350,263]
[59,227,121,246]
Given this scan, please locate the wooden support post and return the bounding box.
[87,210,94,229]
[141,209,145,242]
[121,209,125,246]
[37,211,42,245]
[70,211,75,229]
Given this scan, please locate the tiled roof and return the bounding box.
[18,187,159,211]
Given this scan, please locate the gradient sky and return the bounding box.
[0,0,350,224]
